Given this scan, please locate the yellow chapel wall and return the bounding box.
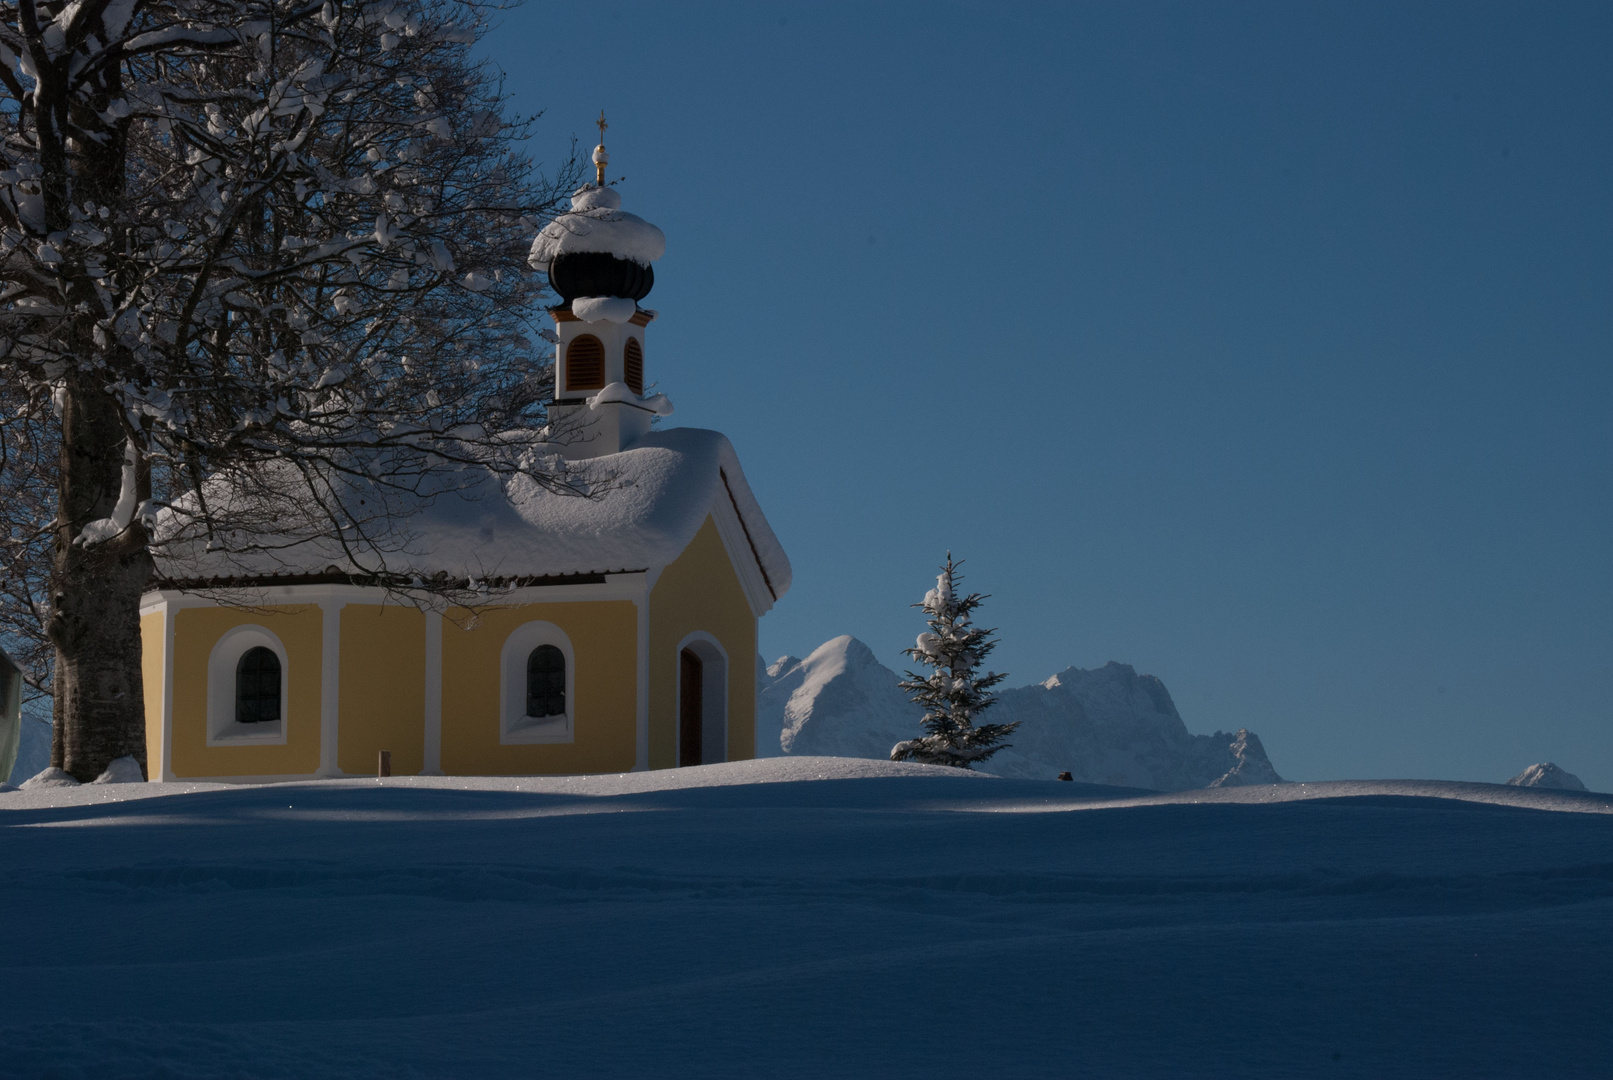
[152,537,753,779]
[439,600,638,775]
[140,611,166,778]
[166,605,324,778]
[647,514,758,769]
[337,603,426,775]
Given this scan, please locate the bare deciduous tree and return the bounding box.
[0,0,579,780]
[0,381,56,721]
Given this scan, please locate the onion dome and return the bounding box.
[548,246,655,303]
[528,118,665,304]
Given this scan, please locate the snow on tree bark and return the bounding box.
[0,0,580,780]
[890,553,1019,769]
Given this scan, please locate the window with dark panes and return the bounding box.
[235,647,281,724]
[526,645,566,718]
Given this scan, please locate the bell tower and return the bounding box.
[529,115,670,459]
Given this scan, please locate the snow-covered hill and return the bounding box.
[758,636,1282,789]
[2,761,1610,1078]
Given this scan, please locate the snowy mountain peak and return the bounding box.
[1031,661,1181,724]
[758,636,1283,789]
[762,636,914,760]
[807,633,879,669]
[1507,762,1587,791]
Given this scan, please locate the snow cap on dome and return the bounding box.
[528,184,665,273]
[529,117,664,273]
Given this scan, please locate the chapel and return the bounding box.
[136,127,791,781]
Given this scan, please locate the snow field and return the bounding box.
[2,758,1610,1078]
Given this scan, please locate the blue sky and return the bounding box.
[482,2,1612,788]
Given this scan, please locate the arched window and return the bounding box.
[235,646,282,725]
[565,334,605,392]
[500,621,575,745]
[526,644,566,718]
[624,337,644,395]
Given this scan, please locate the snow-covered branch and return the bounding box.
[0,0,584,772]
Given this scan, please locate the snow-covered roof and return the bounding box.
[528,184,665,273]
[154,427,791,609]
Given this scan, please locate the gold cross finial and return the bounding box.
[594,110,608,186]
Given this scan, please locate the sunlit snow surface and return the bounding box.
[3,758,1611,1078]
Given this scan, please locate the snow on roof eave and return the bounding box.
[706,440,792,617]
[143,428,791,612]
[140,568,639,596]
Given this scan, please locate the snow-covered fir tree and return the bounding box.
[890,554,1018,769]
[0,0,580,779]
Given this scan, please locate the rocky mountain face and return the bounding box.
[758,636,1283,790]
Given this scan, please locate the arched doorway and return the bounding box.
[677,635,728,767]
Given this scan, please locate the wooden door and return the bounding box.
[679,648,703,767]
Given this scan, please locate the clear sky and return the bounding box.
[481,2,1613,789]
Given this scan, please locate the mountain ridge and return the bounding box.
[758,635,1282,789]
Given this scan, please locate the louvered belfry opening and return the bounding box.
[565,334,605,393]
[624,337,644,394]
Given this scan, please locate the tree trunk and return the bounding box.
[36,33,148,783]
[48,377,151,782]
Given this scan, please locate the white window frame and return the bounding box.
[206,624,290,746]
[676,631,729,766]
[500,621,576,744]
